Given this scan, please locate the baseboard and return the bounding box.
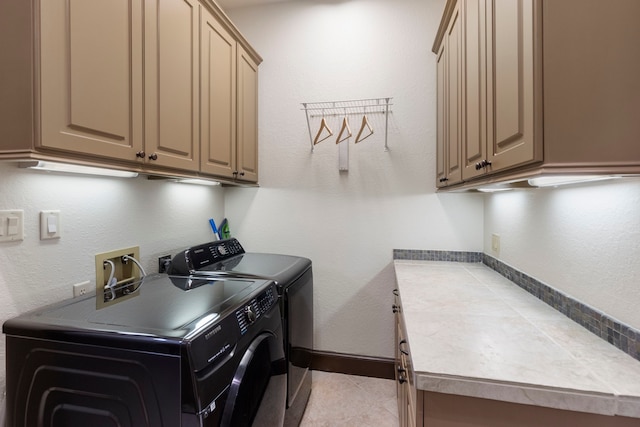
[310,350,395,380]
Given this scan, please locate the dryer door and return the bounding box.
[221,332,286,427]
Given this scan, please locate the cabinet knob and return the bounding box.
[392,304,400,313]
[232,171,238,176]
[148,153,158,161]
[475,162,482,170]
[239,171,245,177]
[135,151,145,158]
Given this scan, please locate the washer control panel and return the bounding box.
[169,238,245,275]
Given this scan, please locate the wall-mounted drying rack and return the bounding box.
[301,97,393,151]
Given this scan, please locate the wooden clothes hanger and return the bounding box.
[355,111,373,143]
[313,114,333,145]
[335,114,352,144]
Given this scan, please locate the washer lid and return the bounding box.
[4,274,269,339]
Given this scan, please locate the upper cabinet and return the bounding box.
[433,0,640,190]
[0,0,262,184]
[236,45,259,183]
[144,0,200,171]
[435,1,463,187]
[38,0,145,162]
[200,10,259,183]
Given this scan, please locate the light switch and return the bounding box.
[0,210,24,242]
[8,216,19,235]
[40,210,61,240]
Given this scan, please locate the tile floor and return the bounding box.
[299,371,399,426]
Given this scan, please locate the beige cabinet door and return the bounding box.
[445,2,463,185]
[436,44,448,187]
[486,0,538,170]
[435,1,462,187]
[461,0,487,181]
[237,45,259,183]
[39,0,144,160]
[144,0,200,171]
[200,7,237,178]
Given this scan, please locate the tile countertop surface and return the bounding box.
[393,260,640,419]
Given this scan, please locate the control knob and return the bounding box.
[244,306,257,325]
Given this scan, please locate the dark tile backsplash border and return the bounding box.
[392,249,482,263]
[393,249,640,362]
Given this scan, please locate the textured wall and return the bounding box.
[224,0,483,359]
[484,178,640,330]
[0,162,225,418]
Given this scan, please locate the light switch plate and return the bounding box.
[40,210,61,240]
[0,210,24,242]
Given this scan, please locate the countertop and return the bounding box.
[393,260,640,418]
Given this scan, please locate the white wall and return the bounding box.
[0,162,225,418]
[224,0,483,359]
[484,178,640,330]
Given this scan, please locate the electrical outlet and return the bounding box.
[158,255,172,273]
[72,280,91,297]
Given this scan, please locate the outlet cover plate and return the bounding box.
[491,233,500,254]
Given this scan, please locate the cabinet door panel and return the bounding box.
[445,5,462,184]
[436,44,447,187]
[237,46,259,183]
[39,0,143,158]
[145,0,199,170]
[462,0,487,180]
[200,8,237,178]
[487,0,537,169]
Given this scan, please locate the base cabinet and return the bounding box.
[0,0,261,184]
[394,290,420,427]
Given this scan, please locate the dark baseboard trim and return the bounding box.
[310,350,395,380]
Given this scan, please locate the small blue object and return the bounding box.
[208,218,218,238]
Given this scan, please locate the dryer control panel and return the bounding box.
[236,286,277,335]
[169,238,245,275]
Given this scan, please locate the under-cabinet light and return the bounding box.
[20,161,138,178]
[477,187,513,193]
[528,175,619,188]
[176,178,221,186]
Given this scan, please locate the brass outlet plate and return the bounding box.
[95,246,140,309]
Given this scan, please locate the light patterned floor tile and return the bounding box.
[300,371,399,427]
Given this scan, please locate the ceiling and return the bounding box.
[216,0,291,10]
